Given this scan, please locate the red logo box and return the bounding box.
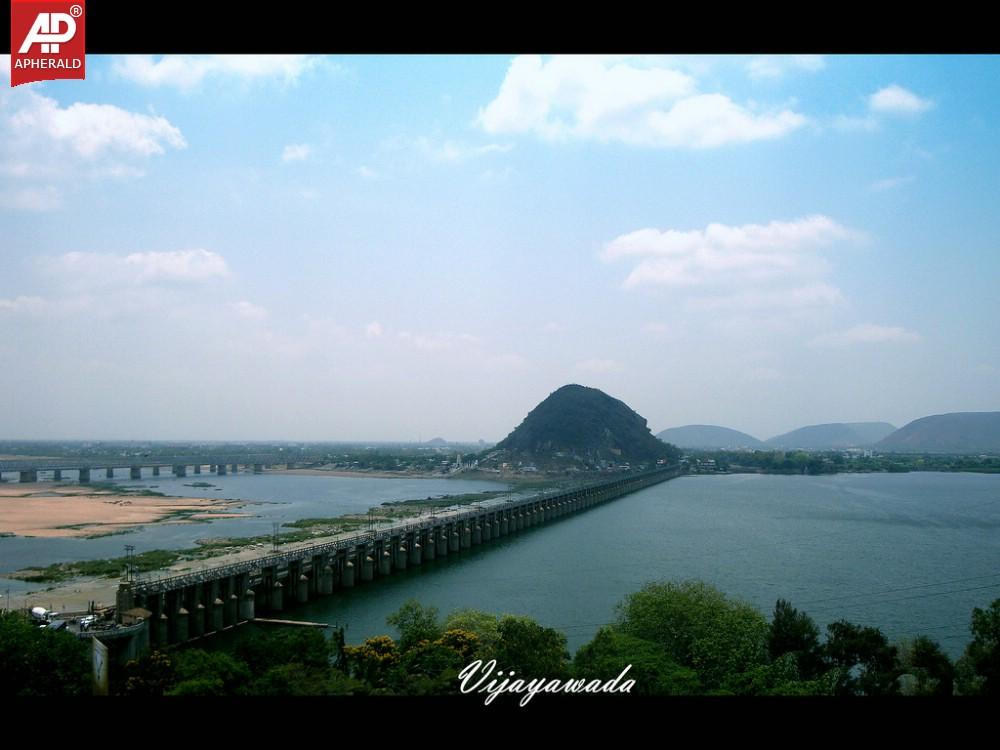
[10,0,86,87]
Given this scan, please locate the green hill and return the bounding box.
[656,425,765,450]
[766,422,896,450]
[489,384,680,469]
[876,412,1000,454]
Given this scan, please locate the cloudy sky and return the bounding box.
[1,55,998,441]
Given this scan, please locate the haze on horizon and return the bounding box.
[1,55,998,443]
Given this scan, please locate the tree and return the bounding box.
[958,598,1000,695]
[896,636,954,696]
[443,608,502,658]
[615,580,769,690]
[573,626,700,695]
[386,599,442,651]
[166,649,251,696]
[495,616,570,679]
[769,598,824,679]
[823,620,899,695]
[0,612,90,696]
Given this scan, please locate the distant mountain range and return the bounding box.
[656,412,1000,454]
[876,412,1000,454]
[766,422,897,450]
[489,384,680,469]
[655,425,766,450]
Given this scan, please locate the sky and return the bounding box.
[1,54,998,442]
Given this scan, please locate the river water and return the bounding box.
[5,471,1000,658]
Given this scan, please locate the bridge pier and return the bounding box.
[231,463,239,474]
[437,530,449,556]
[395,544,408,570]
[423,532,436,560]
[296,574,309,604]
[482,520,492,542]
[341,559,355,587]
[254,464,263,474]
[194,464,201,474]
[105,468,114,479]
[460,526,472,549]
[130,466,142,480]
[449,529,460,553]
[52,469,62,481]
[173,465,187,478]
[320,565,335,594]
[361,554,374,582]
[153,466,160,476]
[471,524,482,546]
[409,541,422,565]
[212,597,225,631]
[19,470,37,483]
[270,581,284,612]
[241,589,255,620]
[217,464,227,475]
[379,549,392,576]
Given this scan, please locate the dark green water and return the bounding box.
[205,472,1000,658]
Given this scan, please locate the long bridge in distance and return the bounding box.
[112,466,684,653]
[0,453,326,483]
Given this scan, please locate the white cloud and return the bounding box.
[282,143,311,163]
[747,55,825,80]
[833,114,880,133]
[576,358,622,374]
[0,295,47,314]
[869,85,933,116]
[8,93,186,158]
[811,324,921,347]
[232,301,268,320]
[357,165,379,180]
[114,55,324,90]
[870,176,914,192]
[46,250,230,288]
[0,186,61,211]
[479,55,806,148]
[415,137,512,163]
[365,321,383,338]
[603,215,857,290]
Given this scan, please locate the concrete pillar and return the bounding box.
[130,466,142,480]
[514,513,522,532]
[286,462,296,470]
[482,520,492,542]
[231,464,239,474]
[153,466,160,476]
[194,464,201,474]
[296,574,309,604]
[106,468,114,479]
[269,582,284,612]
[320,566,335,594]
[52,469,62,481]
[395,544,408,570]
[209,464,216,473]
[157,613,169,645]
[409,541,422,565]
[341,559,355,588]
[423,533,436,560]
[437,530,448,557]
[176,607,190,643]
[460,527,472,549]
[192,603,206,637]
[449,529,460,553]
[241,589,255,621]
[212,597,225,630]
[500,516,509,536]
[380,550,392,576]
[19,470,37,483]
[226,593,238,626]
[254,464,263,474]
[361,555,374,582]
[217,464,227,475]
[173,465,187,478]
[78,468,90,483]
[472,525,482,546]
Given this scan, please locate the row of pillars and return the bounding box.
[134,470,678,647]
[8,463,269,483]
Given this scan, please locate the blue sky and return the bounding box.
[1,55,998,441]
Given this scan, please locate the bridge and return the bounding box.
[115,465,684,649]
[0,453,327,483]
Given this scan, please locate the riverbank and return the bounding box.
[0,482,249,539]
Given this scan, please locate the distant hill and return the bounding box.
[489,384,680,469]
[876,412,1000,454]
[766,422,897,450]
[656,425,766,450]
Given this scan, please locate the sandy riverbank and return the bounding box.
[0,482,248,538]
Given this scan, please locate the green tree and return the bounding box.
[959,598,1000,695]
[615,580,769,690]
[494,616,570,679]
[573,626,700,695]
[769,598,824,678]
[823,620,899,695]
[166,649,251,696]
[896,636,954,696]
[0,612,90,696]
[443,608,502,658]
[386,599,442,651]
[118,650,175,696]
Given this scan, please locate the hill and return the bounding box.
[876,412,1000,454]
[766,422,896,450]
[656,425,765,450]
[488,384,680,470]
